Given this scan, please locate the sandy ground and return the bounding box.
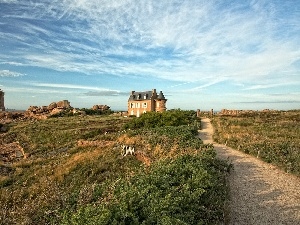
[198,118,300,225]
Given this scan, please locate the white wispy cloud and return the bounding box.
[0,70,25,77]
[0,0,17,3]
[30,82,124,96]
[26,82,127,97]
[1,0,299,88]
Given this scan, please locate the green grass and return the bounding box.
[212,110,300,175]
[0,112,230,224]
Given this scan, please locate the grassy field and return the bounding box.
[0,111,230,224]
[212,110,300,175]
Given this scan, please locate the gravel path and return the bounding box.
[198,118,300,225]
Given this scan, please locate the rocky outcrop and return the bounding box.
[25,100,72,119]
[48,102,57,110]
[0,142,26,162]
[0,112,26,124]
[92,104,110,111]
[56,100,71,109]
[0,101,112,123]
[219,109,242,116]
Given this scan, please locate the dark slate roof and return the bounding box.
[128,91,153,101]
[157,91,166,100]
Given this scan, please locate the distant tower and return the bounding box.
[197,109,201,117]
[0,89,5,111]
[155,91,167,112]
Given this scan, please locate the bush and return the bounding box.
[80,108,113,116]
[62,153,229,225]
[123,110,199,129]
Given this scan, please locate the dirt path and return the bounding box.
[198,118,300,225]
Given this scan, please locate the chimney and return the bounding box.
[130,91,135,95]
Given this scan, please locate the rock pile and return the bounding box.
[92,104,110,111]
[0,112,26,124]
[219,109,242,116]
[0,101,112,122]
[25,100,72,119]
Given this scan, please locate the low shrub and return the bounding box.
[123,109,200,129]
[61,153,229,225]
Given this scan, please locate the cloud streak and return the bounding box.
[0,70,25,77]
[31,82,121,93]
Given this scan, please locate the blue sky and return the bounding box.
[0,0,299,111]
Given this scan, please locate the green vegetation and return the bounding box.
[62,152,228,225]
[49,108,113,118]
[212,110,300,175]
[123,109,200,129]
[1,111,230,224]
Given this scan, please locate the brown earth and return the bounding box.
[199,118,300,225]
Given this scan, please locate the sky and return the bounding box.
[0,0,299,111]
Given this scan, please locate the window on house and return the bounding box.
[143,102,147,108]
[157,102,160,107]
[130,103,135,108]
[136,103,140,108]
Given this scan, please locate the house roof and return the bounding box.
[128,91,153,101]
[128,90,167,101]
[157,91,166,100]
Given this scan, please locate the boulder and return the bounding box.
[0,142,26,162]
[50,108,63,115]
[92,104,110,111]
[92,105,99,110]
[56,100,71,109]
[48,102,57,110]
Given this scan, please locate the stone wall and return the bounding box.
[219,108,276,116]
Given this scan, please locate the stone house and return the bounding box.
[128,89,167,117]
